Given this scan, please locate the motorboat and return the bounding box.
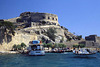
[27,40,45,56]
[73,48,97,57]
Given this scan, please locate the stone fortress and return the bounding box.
[2,12,100,51]
[16,12,59,27]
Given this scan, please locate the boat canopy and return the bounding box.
[32,40,40,44]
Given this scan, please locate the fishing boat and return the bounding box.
[28,40,45,56]
[73,48,97,57]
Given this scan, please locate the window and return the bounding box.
[56,18,57,21]
[48,17,50,19]
[42,16,45,19]
[52,18,54,20]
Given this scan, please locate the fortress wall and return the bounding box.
[0,32,37,51]
[31,13,59,25]
[20,12,59,25]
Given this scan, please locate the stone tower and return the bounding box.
[19,12,59,26]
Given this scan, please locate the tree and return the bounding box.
[73,45,79,48]
[21,43,26,48]
[16,45,22,50]
[79,44,86,48]
[47,43,52,48]
[43,43,47,47]
[58,43,66,48]
[73,44,85,48]
[12,44,17,51]
[46,28,57,41]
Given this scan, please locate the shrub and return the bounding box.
[21,42,26,48]
[73,44,85,48]
[13,44,17,50]
[43,43,47,47]
[17,45,22,50]
[58,43,66,48]
[12,43,26,51]
[73,45,79,48]
[47,43,52,48]
[76,35,82,40]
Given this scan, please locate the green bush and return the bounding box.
[79,44,86,48]
[73,44,85,48]
[21,42,26,48]
[17,45,22,50]
[47,43,52,48]
[12,43,26,51]
[43,43,47,47]
[73,45,79,48]
[58,43,66,48]
[13,44,17,50]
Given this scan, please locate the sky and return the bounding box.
[0,0,100,38]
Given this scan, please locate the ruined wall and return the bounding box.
[20,12,59,25]
[0,32,37,51]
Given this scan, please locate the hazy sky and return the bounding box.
[0,0,100,38]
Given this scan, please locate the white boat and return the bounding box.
[28,40,45,56]
[73,48,97,57]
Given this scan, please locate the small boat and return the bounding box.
[73,48,97,57]
[27,40,45,56]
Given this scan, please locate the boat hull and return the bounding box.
[73,53,96,58]
[29,50,45,56]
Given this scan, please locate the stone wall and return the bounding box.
[20,12,59,25]
[0,31,37,51]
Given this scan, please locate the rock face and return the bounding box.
[22,25,77,43]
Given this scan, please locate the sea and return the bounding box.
[0,52,100,67]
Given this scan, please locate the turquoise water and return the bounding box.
[0,52,100,67]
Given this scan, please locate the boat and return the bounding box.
[27,40,45,56]
[52,48,65,53]
[73,48,97,57]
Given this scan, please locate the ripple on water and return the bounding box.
[0,52,100,67]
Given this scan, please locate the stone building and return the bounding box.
[85,35,100,43]
[79,35,100,48]
[18,12,59,26]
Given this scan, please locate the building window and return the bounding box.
[56,18,57,21]
[48,17,50,19]
[52,18,54,20]
[42,16,45,19]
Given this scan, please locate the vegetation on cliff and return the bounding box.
[0,21,15,35]
[46,28,57,41]
[0,21,15,44]
[13,43,26,51]
[73,44,86,48]
[43,43,66,49]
